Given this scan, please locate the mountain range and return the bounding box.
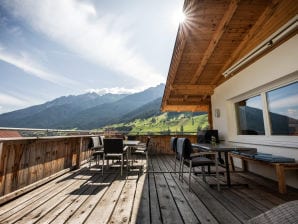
[0,84,165,129]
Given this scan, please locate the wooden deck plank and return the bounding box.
[84,176,126,224]
[0,155,297,224]
[130,158,148,224]
[0,170,90,223]
[109,175,138,224]
[36,172,115,224]
[0,169,80,215]
[151,158,184,224]
[148,158,163,224]
[158,155,219,224]
[135,174,150,224]
[1,171,91,223]
[155,156,205,223]
[165,156,242,224]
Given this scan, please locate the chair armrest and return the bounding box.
[123,146,129,152]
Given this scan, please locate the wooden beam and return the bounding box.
[190,0,239,84]
[166,100,210,106]
[161,26,187,111]
[211,0,281,85]
[171,84,215,95]
[162,105,209,112]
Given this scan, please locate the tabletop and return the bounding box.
[123,140,140,146]
[192,143,257,152]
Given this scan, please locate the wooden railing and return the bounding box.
[0,136,92,204]
[0,134,197,204]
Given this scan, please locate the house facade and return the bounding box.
[161,0,298,188]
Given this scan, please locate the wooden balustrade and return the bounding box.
[0,134,197,204]
[136,135,197,154]
[0,136,92,203]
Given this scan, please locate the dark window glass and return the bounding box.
[267,82,298,135]
[236,95,265,135]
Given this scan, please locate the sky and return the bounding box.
[0,0,184,114]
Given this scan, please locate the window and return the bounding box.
[267,82,298,136]
[235,95,265,135]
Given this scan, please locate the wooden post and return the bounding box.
[275,164,286,194]
[75,137,83,169]
[208,101,213,129]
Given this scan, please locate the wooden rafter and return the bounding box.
[163,105,209,112]
[211,0,280,85]
[161,27,187,110]
[190,0,239,84]
[171,84,215,95]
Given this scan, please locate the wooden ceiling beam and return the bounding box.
[162,105,209,112]
[161,26,187,111]
[190,0,239,84]
[171,84,215,95]
[211,0,280,85]
[167,98,210,105]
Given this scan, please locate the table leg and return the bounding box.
[224,152,231,187]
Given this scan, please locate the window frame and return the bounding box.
[228,72,298,148]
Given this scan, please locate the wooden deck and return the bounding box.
[0,155,297,224]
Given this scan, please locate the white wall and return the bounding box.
[212,35,298,188]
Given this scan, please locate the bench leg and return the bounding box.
[275,164,286,194]
[229,154,235,171]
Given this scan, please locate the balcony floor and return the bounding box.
[0,155,297,224]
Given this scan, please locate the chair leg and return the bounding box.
[202,166,206,182]
[174,155,176,172]
[189,161,192,191]
[181,158,184,183]
[102,155,105,176]
[215,153,220,191]
[121,154,123,177]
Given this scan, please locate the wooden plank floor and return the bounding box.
[1,155,297,224]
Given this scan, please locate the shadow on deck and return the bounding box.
[0,155,297,224]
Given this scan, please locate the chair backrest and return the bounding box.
[91,137,101,148]
[170,137,178,153]
[104,138,124,154]
[145,136,151,148]
[176,138,193,160]
[100,136,105,145]
[127,135,137,140]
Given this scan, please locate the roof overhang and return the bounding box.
[161,0,298,112]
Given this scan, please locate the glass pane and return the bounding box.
[267,82,298,135]
[236,95,265,135]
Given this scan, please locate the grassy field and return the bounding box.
[98,112,209,134]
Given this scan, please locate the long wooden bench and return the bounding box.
[229,153,298,194]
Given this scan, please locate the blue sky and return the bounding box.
[0,0,184,114]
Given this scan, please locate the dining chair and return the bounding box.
[177,138,220,191]
[170,137,178,172]
[102,138,128,176]
[131,136,150,169]
[89,136,104,168]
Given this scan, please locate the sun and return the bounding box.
[172,9,186,26]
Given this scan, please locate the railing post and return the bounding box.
[75,137,83,169]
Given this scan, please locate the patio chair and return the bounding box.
[102,138,128,176]
[170,137,178,172]
[177,138,220,191]
[247,200,298,224]
[131,136,150,169]
[89,136,104,168]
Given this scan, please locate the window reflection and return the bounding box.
[236,95,265,135]
[267,82,298,135]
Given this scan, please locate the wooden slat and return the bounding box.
[190,0,239,84]
[151,158,184,223]
[54,173,118,224]
[84,177,126,224]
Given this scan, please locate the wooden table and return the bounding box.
[192,143,257,188]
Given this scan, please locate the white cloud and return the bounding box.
[3,0,165,86]
[269,94,298,109]
[86,87,143,95]
[0,93,28,107]
[0,49,78,87]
